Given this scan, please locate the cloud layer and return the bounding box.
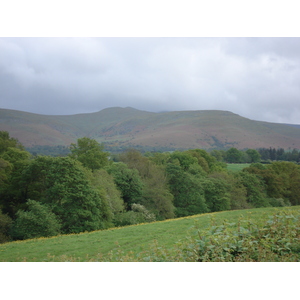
[1,37,300,124]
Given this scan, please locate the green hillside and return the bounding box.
[1,206,299,262]
[1,107,300,151]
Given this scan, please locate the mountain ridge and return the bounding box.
[1,107,300,151]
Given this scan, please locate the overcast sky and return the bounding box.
[1,37,300,124]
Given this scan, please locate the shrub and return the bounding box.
[268,198,291,207]
[10,200,61,240]
[0,210,13,243]
[113,204,156,227]
[100,211,300,262]
[183,212,300,262]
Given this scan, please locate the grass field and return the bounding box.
[227,163,251,172]
[1,206,299,262]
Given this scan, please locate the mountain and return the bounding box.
[1,107,300,151]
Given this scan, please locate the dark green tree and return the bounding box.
[166,164,208,217]
[69,137,109,171]
[90,169,125,216]
[205,171,249,211]
[169,151,198,172]
[23,156,113,234]
[0,209,13,243]
[187,149,226,172]
[10,200,61,240]
[246,149,261,163]
[0,131,24,155]
[268,162,300,205]
[0,147,31,217]
[107,162,144,209]
[118,149,175,219]
[239,171,270,207]
[226,147,243,163]
[200,177,231,212]
[210,149,226,162]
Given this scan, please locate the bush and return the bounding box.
[0,210,13,243]
[10,200,62,240]
[183,212,300,262]
[113,204,156,227]
[100,212,300,262]
[268,198,291,207]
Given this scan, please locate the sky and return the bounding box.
[1,3,300,125]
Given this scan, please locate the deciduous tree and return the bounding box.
[10,199,61,240]
[23,156,113,233]
[69,137,109,171]
[166,164,208,217]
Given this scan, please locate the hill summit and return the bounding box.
[1,107,300,151]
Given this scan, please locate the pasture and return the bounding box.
[227,163,251,172]
[1,206,299,262]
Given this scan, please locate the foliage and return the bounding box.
[244,161,300,206]
[169,151,198,172]
[107,162,144,209]
[0,210,13,243]
[258,147,300,162]
[22,156,113,234]
[2,129,300,243]
[210,149,226,162]
[200,176,231,212]
[188,149,226,172]
[90,169,125,216]
[245,149,261,163]
[118,149,175,219]
[225,147,243,163]
[113,203,156,227]
[223,172,250,210]
[239,171,270,208]
[186,212,300,262]
[98,211,300,262]
[10,200,61,240]
[27,145,71,157]
[268,198,290,207]
[69,137,109,171]
[0,158,12,187]
[0,144,32,217]
[166,164,208,217]
[0,131,24,155]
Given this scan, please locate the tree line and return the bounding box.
[257,147,300,162]
[25,145,300,164]
[1,131,299,243]
[210,147,300,163]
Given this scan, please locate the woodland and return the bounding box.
[0,130,300,243]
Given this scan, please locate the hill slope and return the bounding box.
[1,107,300,150]
[1,206,299,262]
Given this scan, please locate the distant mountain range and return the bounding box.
[1,107,300,151]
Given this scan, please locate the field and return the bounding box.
[1,206,299,262]
[227,163,251,172]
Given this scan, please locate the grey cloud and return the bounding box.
[0,37,300,123]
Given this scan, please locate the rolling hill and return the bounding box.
[1,107,300,151]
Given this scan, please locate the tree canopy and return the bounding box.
[1,131,299,243]
[69,137,109,171]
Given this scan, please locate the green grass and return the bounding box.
[227,163,251,172]
[0,206,299,262]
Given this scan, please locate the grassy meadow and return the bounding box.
[1,205,299,262]
[226,163,251,172]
